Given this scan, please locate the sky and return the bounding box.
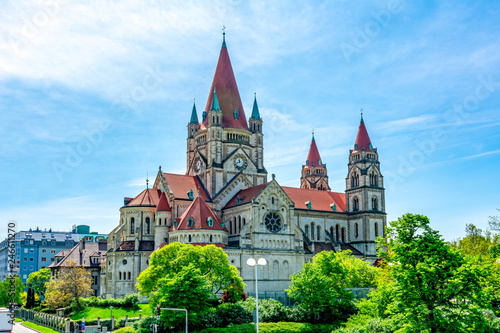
[1,0,499,242]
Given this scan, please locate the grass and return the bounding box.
[71,303,152,320]
[22,320,60,333]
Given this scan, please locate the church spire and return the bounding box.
[190,99,199,124]
[251,93,261,119]
[203,31,248,130]
[353,112,375,152]
[305,131,324,167]
[211,87,221,111]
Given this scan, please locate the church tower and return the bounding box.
[186,32,267,199]
[345,114,386,257]
[300,133,330,191]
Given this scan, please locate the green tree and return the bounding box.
[450,224,494,257]
[287,250,378,324]
[489,209,500,232]
[137,242,243,296]
[43,261,93,310]
[380,213,492,333]
[0,276,24,307]
[26,268,51,307]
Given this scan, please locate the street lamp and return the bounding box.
[109,306,114,331]
[246,257,267,333]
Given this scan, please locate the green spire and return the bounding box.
[251,93,261,119]
[211,87,221,111]
[190,99,199,124]
[360,108,364,123]
[222,26,227,48]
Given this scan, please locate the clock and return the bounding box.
[195,160,202,172]
[264,212,282,232]
[234,157,247,170]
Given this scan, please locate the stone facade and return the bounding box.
[102,35,386,298]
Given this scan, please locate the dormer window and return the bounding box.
[207,217,214,227]
[188,217,194,227]
[233,109,239,120]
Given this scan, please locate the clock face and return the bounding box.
[234,157,246,169]
[195,160,201,172]
[264,212,282,232]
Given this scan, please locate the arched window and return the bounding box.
[311,222,315,240]
[145,217,151,234]
[207,217,214,227]
[375,223,379,237]
[119,272,122,280]
[341,227,346,242]
[353,197,359,211]
[210,235,213,243]
[130,217,135,234]
[238,216,242,232]
[305,225,309,238]
[372,197,378,210]
[351,173,359,187]
[355,223,359,238]
[128,272,131,280]
[317,226,321,240]
[188,235,192,242]
[370,171,378,186]
[335,224,340,242]
[188,217,194,227]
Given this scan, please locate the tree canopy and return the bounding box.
[43,261,93,310]
[287,250,378,324]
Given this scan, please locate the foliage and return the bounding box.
[239,297,289,323]
[259,322,338,333]
[489,209,500,232]
[43,260,93,311]
[379,213,493,333]
[450,224,499,257]
[0,276,24,307]
[138,242,244,296]
[287,250,377,324]
[26,268,51,298]
[113,327,136,333]
[79,293,139,308]
[333,314,393,333]
[195,323,256,333]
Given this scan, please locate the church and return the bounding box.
[102,33,386,298]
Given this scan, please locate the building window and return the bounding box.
[305,225,309,238]
[145,217,151,234]
[210,235,213,243]
[353,197,359,211]
[119,272,122,280]
[84,236,92,241]
[341,227,346,242]
[51,241,56,245]
[51,249,56,253]
[233,109,239,120]
[375,223,379,237]
[41,257,46,262]
[29,249,34,253]
[29,257,34,262]
[355,223,359,238]
[372,197,378,210]
[310,223,315,240]
[130,217,135,234]
[23,258,27,262]
[188,235,192,242]
[351,173,359,187]
[188,217,194,227]
[335,224,340,242]
[207,217,214,227]
[42,249,46,253]
[370,171,378,186]
[128,272,131,280]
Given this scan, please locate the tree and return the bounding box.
[26,268,51,308]
[287,250,378,324]
[379,213,492,333]
[137,243,245,327]
[137,242,244,296]
[450,224,495,257]
[0,276,24,307]
[43,261,93,310]
[489,209,500,232]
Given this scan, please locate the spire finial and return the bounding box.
[312,129,315,140]
[360,108,364,122]
[222,25,226,47]
[146,172,149,189]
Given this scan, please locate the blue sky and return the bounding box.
[1,0,499,241]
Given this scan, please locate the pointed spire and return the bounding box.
[353,112,375,152]
[203,33,248,130]
[305,131,324,167]
[222,25,226,48]
[251,92,261,119]
[190,99,199,124]
[211,87,220,111]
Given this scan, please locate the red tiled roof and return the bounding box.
[175,196,227,231]
[282,186,346,212]
[163,173,210,201]
[224,182,269,208]
[202,38,248,130]
[156,192,171,211]
[305,136,324,167]
[353,117,374,152]
[126,188,161,207]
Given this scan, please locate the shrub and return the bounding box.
[239,297,291,323]
[113,327,136,333]
[215,302,252,327]
[260,322,338,333]
[195,323,255,333]
[79,293,139,309]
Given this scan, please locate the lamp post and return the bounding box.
[109,306,114,331]
[246,257,267,333]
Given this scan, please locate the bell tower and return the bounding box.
[300,132,330,191]
[345,113,386,257]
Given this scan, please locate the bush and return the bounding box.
[113,327,136,333]
[79,294,139,309]
[195,323,255,333]
[215,302,252,327]
[260,322,338,333]
[239,297,291,323]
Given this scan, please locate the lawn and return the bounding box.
[22,320,60,333]
[71,304,152,320]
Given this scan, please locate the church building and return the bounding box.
[103,33,386,298]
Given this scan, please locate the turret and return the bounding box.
[300,132,330,191]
